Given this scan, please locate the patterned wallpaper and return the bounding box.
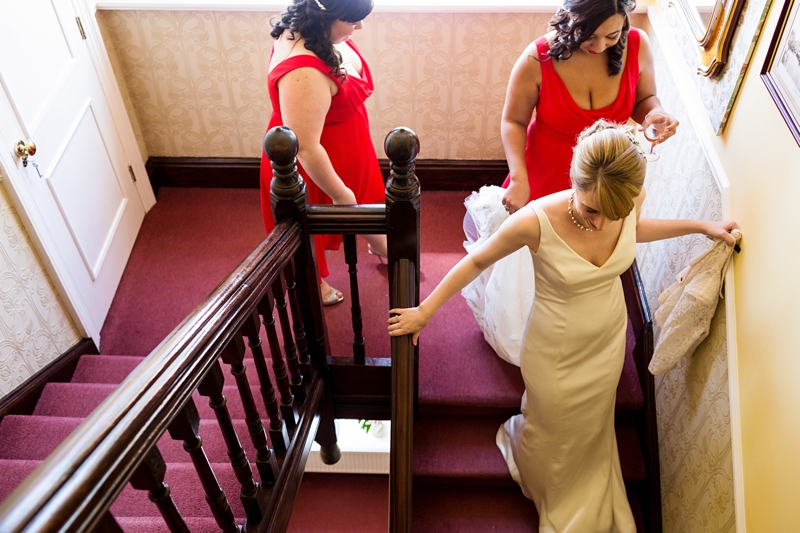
[97,10,647,161]
[636,37,736,533]
[0,182,82,399]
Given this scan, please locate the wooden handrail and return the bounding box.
[0,221,303,532]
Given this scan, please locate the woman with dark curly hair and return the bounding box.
[260,0,386,305]
[500,0,679,214]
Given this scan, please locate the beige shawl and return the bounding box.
[649,229,742,375]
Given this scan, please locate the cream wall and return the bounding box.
[0,179,82,400]
[651,1,800,530]
[708,6,800,530]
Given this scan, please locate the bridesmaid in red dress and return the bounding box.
[501,0,680,214]
[261,0,386,305]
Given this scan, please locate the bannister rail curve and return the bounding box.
[0,125,422,533]
[0,219,306,532]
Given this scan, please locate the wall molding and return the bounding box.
[0,339,99,423]
[146,157,510,194]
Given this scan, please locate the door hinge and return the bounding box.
[76,17,87,40]
[128,165,137,183]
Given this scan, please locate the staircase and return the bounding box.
[0,188,657,531]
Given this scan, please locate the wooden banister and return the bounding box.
[0,124,422,533]
[0,222,303,532]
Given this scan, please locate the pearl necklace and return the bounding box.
[568,192,593,232]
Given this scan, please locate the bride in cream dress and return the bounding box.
[389,121,737,532]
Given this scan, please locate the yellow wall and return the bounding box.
[704,4,800,529]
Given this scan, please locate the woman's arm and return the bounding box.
[277,67,357,204]
[637,218,738,246]
[388,207,541,345]
[631,30,679,144]
[501,41,543,214]
[636,186,738,245]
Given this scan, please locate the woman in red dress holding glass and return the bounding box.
[501,0,679,213]
[463,0,681,365]
[261,0,386,306]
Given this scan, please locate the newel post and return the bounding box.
[385,127,421,307]
[265,126,330,363]
[385,128,421,533]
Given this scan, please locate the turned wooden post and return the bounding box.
[129,447,190,533]
[241,308,290,452]
[266,126,330,365]
[283,260,311,383]
[220,334,280,486]
[385,127,422,417]
[343,234,366,364]
[167,396,239,532]
[259,293,298,429]
[271,274,305,404]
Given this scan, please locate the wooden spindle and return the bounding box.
[343,234,366,364]
[167,397,240,532]
[283,260,311,383]
[129,446,190,533]
[272,275,305,403]
[260,293,297,428]
[243,308,290,452]
[220,335,280,487]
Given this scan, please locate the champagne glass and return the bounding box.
[643,112,667,162]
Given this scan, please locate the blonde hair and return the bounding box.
[570,120,646,221]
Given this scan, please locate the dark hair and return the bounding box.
[271,0,373,80]
[548,0,635,76]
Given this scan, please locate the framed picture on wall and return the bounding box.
[762,0,800,146]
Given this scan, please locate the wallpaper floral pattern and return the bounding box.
[636,38,736,533]
[97,11,648,161]
[0,182,81,399]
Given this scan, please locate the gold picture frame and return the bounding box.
[669,0,748,77]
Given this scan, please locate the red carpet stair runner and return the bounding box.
[0,189,653,532]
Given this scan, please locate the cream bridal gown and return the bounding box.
[466,190,637,533]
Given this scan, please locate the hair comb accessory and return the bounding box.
[314,0,327,9]
[623,129,646,157]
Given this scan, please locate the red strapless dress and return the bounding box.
[502,28,640,200]
[260,41,384,278]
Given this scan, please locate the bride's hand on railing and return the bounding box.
[388,307,429,346]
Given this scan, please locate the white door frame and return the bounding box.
[0,0,156,343]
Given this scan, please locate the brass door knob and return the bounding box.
[15,140,36,167]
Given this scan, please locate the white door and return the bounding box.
[0,0,146,341]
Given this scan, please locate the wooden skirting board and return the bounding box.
[146,157,509,194]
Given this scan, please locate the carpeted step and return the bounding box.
[412,484,539,532]
[0,415,266,466]
[285,473,389,533]
[115,516,225,533]
[33,382,289,423]
[413,414,646,485]
[0,416,83,460]
[0,460,42,503]
[71,355,146,383]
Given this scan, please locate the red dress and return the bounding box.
[260,41,385,278]
[502,28,641,200]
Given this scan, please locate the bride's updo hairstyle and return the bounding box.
[570,119,646,221]
[548,0,636,75]
[271,0,373,80]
